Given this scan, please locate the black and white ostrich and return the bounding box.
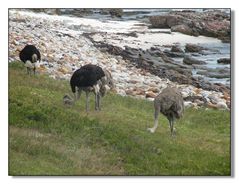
[63,64,114,111]
[147,87,184,136]
[19,45,41,75]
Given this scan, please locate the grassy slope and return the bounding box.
[9,62,231,176]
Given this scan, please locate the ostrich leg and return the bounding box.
[85,91,90,112]
[147,105,160,133]
[169,116,176,136]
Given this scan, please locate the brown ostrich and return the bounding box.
[148,87,184,136]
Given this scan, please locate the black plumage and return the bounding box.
[19,45,41,63]
[69,64,106,111]
[70,64,105,93]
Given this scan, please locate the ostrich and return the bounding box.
[63,94,75,106]
[147,87,184,136]
[99,68,115,97]
[63,64,114,111]
[19,45,41,75]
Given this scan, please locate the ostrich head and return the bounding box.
[99,69,115,97]
[63,94,74,106]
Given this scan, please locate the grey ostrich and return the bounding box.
[147,87,184,136]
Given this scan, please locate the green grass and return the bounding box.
[9,62,231,176]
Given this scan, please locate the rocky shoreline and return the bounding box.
[85,35,230,95]
[149,9,230,43]
[9,10,231,110]
[27,8,231,42]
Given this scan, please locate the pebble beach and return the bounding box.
[9,9,231,110]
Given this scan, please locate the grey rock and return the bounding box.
[183,55,206,65]
[171,24,199,36]
[185,43,205,52]
[171,45,184,53]
[217,58,230,64]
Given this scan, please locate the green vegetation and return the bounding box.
[9,62,231,176]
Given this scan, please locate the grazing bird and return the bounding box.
[99,68,115,97]
[147,87,184,136]
[63,94,75,106]
[19,45,41,75]
[64,64,113,111]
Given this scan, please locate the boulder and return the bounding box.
[149,15,181,28]
[198,20,230,39]
[171,45,184,53]
[216,101,228,110]
[167,10,230,41]
[161,54,174,63]
[197,68,230,79]
[183,55,206,65]
[207,73,230,79]
[171,24,199,36]
[163,50,185,58]
[149,16,168,28]
[108,9,123,17]
[185,43,205,52]
[217,58,230,64]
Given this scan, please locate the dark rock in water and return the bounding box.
[220,37,231,43]
[108,9,123,17]
[150,46,161,51]
[171,45,184,53]
[183,55,206,65]
[164,49,185,58]
[171,24,199,36]
[198,48,221,55]
[99,9,123,17]
[192,77,230,94]
[197,67,230,79]
[147,47,174,63]
[149,15,182,28]
[217,58,230,64]
[185,43,205,52]
[208,73,230,79]
[161,54,174,63]
[198,71,230,79]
